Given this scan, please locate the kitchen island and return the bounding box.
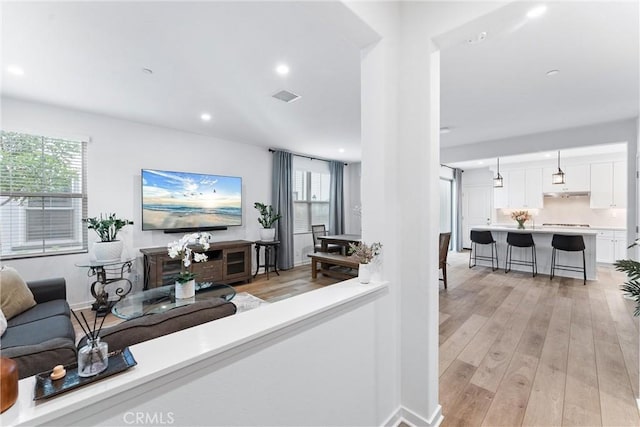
[470,225,598,280]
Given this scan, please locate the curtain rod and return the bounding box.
[269,148,348,166]
[440,164,464,173]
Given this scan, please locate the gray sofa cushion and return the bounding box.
[6,300,71,328]
[2,315,75,349]
[79,298,237,351]
[1,337,77,378]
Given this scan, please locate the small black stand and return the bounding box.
[77,259,134,317]
[254,240,280,280]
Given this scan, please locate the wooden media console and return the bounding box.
[140,240,253,289]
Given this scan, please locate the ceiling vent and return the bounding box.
[272,90,301,103]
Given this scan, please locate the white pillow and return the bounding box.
[0,308,7,337]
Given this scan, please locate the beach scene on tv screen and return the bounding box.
[142,169,242,229]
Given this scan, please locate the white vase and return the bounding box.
[175,279,196,299]
[93,240,123,263]
[259,228,276,241]
[358,263,372,284]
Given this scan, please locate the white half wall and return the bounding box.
[1,97,270,307]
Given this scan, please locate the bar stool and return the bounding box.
[505,232,537,277]
[550,234,586,285]
[469,230,498,271]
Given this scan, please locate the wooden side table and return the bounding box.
[254,240,280,279]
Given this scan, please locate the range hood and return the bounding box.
[543,191,590,198]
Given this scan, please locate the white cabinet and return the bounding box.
[590,161,627,208]
[494,168,543,209]
[524,168,543,209]
[543,164,590,193]
[613,160,627,208]
[507,169,525,208]
[594,229,627,263]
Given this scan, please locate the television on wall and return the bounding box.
[141,169,242,231]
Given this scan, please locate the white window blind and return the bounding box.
[0,131,88,258]
[293,170,330,233]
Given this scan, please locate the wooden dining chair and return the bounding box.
[311,224,341,253]
[439,232,452,289]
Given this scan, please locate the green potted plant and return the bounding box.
[84,213,134,262]
[254,202,281,241]
[615,239,640,316]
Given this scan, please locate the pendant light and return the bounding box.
[493,158,504,188]
[552,150,565,184]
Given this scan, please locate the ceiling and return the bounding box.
[448,142,628,171]
[2,2,638,163]
[1,1,367,162]
[439,1,639,148]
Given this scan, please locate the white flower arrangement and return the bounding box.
[167,232,212,283]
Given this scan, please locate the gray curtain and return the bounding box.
[272,150,294,269]
[329,161,344,235]
[454,168,463,251]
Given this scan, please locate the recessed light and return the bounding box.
[526,5,547,19]
[6,65,24,76]
[477,161,484,165]
[546,69,560,77]
[338,148,345,153]
[545,153,552,158]
[200,113,212,122]
[275,64,290,76]
[440,127,452,134]
[142,67,153,75]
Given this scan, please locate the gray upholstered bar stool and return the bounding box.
[550,234,586,285]
[469,230,498,271]
[505,232,537,277]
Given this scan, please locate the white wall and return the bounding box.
[348,1,507,424]
[1,97,270,307]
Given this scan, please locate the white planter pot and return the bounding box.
[93,240,123,263]
[175,279,196,299]
[358,263,372,284]
[259,228,276,241]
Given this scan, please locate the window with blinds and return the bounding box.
[293,170,330,233]
[0,131,88,258]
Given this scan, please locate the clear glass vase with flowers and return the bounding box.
[510,210,532,229]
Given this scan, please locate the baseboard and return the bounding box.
[382,405,443,427]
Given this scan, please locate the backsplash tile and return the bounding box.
[495,196,626,228]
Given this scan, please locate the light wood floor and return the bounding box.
[72,256,639,426]
[440,250,640,427]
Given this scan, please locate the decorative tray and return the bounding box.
[34,347,137,400]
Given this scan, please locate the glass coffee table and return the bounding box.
[112,282,236,320]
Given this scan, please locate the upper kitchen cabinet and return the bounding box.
[494,168,543,209]
[542,164,590,193]
[590,160,627,208]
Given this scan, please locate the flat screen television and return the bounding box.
[141,169,242,231]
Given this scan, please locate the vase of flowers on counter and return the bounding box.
[167,232,212,299]
[348,241,383,284]
[511,210,532,229]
